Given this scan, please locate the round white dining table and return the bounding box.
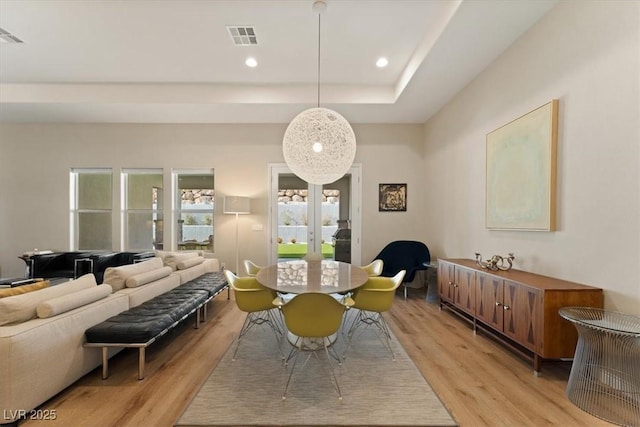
[256,259,369,348]
[255,259,368,294]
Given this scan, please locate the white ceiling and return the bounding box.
[0,0,557,124]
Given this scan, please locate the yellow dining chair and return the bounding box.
[273,292,354,400]
[224,270,284,361]
[346,259,384,302]
[336,259,384,331]
[243,259,264,276]
[361,259,383,276]
[343,270,406,361]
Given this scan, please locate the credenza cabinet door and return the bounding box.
[438,261,475,315]
[475,273,503,331]
[454,266,475,315]
[437,260,456,303]
[503,280,543,352]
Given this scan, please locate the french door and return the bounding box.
[268,164,361,266]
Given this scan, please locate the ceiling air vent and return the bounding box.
[0,27,24,44]
[226,26,257,46]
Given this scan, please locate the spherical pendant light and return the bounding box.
[282,0,357,185]
[283,107,356,185]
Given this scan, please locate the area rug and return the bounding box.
[176,313,457,427]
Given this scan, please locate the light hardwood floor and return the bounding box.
[20,291,611,427]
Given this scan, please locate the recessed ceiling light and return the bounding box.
[245,57,258,68]
[376,57,389,68]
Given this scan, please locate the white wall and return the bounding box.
[423,1,640,313]
[0,123,425,278]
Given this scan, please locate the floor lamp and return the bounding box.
[223,196,251,275]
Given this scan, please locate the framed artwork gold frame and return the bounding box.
[379,183,407,212]
[486,99,558,231]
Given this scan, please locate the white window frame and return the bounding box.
[172,169,215,252]
[121,168,164,251]
[69,168,113,251]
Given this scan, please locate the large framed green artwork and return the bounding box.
[486,99,558,231]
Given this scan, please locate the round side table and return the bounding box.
[559,307,640,426]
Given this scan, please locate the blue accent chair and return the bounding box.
[372,240,431,299]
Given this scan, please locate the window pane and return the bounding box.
[124,169,163,251]
[176,171,214,251]
[78,212,112,250]
[78,173,111,210]
[127,173,162,209]
[126,212,160,250]
[72,169,112,251]
[178,212,213,250]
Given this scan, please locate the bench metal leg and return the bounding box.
[138,348,146,380]
[195,309,201,329]
[101,347,109,379]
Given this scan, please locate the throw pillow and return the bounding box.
[37,284,113,318]
[176,256,205,270]
[125,266,172,288]
[161,252,201,271]
[0,280,50,298]
[103,257,163,291]
[0,274,96,325]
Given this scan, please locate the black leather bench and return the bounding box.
[84,272,227,379]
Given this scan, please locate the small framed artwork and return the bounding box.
[379,183,407,212]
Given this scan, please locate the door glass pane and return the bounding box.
[277,175,309,259]
[321,187,339,260]
[271,165,360,266]
[324,174,350,262]
[276,173,352,262]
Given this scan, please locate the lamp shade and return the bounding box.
[223,196,251,214]
[283,107,356,185]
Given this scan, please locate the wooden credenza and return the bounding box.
[437,258,603,373]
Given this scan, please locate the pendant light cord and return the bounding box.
[317,13,321,109]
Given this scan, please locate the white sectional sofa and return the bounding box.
[0,252,220,425]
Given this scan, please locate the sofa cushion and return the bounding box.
[176,256,205,270]
[0,280,50,298]
[155,250,202,260]
[103,257,163,291]
[118,274,181,308]
[36,284,113,318]
[160,252,200,271]
[125,266,172,288]
[0,274,96,325]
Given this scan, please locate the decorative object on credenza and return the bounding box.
[486,99,558,231]
[474,252,515,271]
[379,183,407,212]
